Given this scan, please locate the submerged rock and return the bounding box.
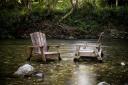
[32,71,44,79]
[14,64,34,76]
[68,36,75,39]
[121,62,125,66]
[97,81,110,85]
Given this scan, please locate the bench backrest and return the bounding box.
[30,32,47,54]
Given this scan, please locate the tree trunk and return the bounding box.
[75,0,78,10]
[70,0,78,11]
[116,0,118,7]
[21,0,32,10]
[28,0,32,10]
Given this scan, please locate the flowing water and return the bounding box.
[0,39,128,85]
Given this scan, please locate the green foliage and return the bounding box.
[0,0,20,9]
[0,9,21,38]
[95,0,107,8]
[56,0,71,11]
[0,0,128,39]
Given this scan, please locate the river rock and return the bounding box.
[14,64,34,77]
[32,71,44,79]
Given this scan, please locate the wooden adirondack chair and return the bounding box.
[27,32,61,62]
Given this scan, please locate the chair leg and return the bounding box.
[40,47,46,62]
[27,47,33,61]
[58,53,61,61]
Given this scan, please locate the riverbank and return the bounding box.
[1,19,127,40]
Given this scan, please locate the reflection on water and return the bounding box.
[0,39,128,85]
[71,64,96,85]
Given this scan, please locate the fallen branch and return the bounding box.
[58,8,73,23]
[58,0,78,23]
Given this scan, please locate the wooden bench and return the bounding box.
[74,32,104,62]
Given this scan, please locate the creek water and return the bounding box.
[0,39,128,85]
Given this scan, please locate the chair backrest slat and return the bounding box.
[30,32,47,54]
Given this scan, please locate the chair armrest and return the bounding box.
[28,45,43,48]
[48,45,60,48]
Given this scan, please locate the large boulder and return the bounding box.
[14,64,34,77]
